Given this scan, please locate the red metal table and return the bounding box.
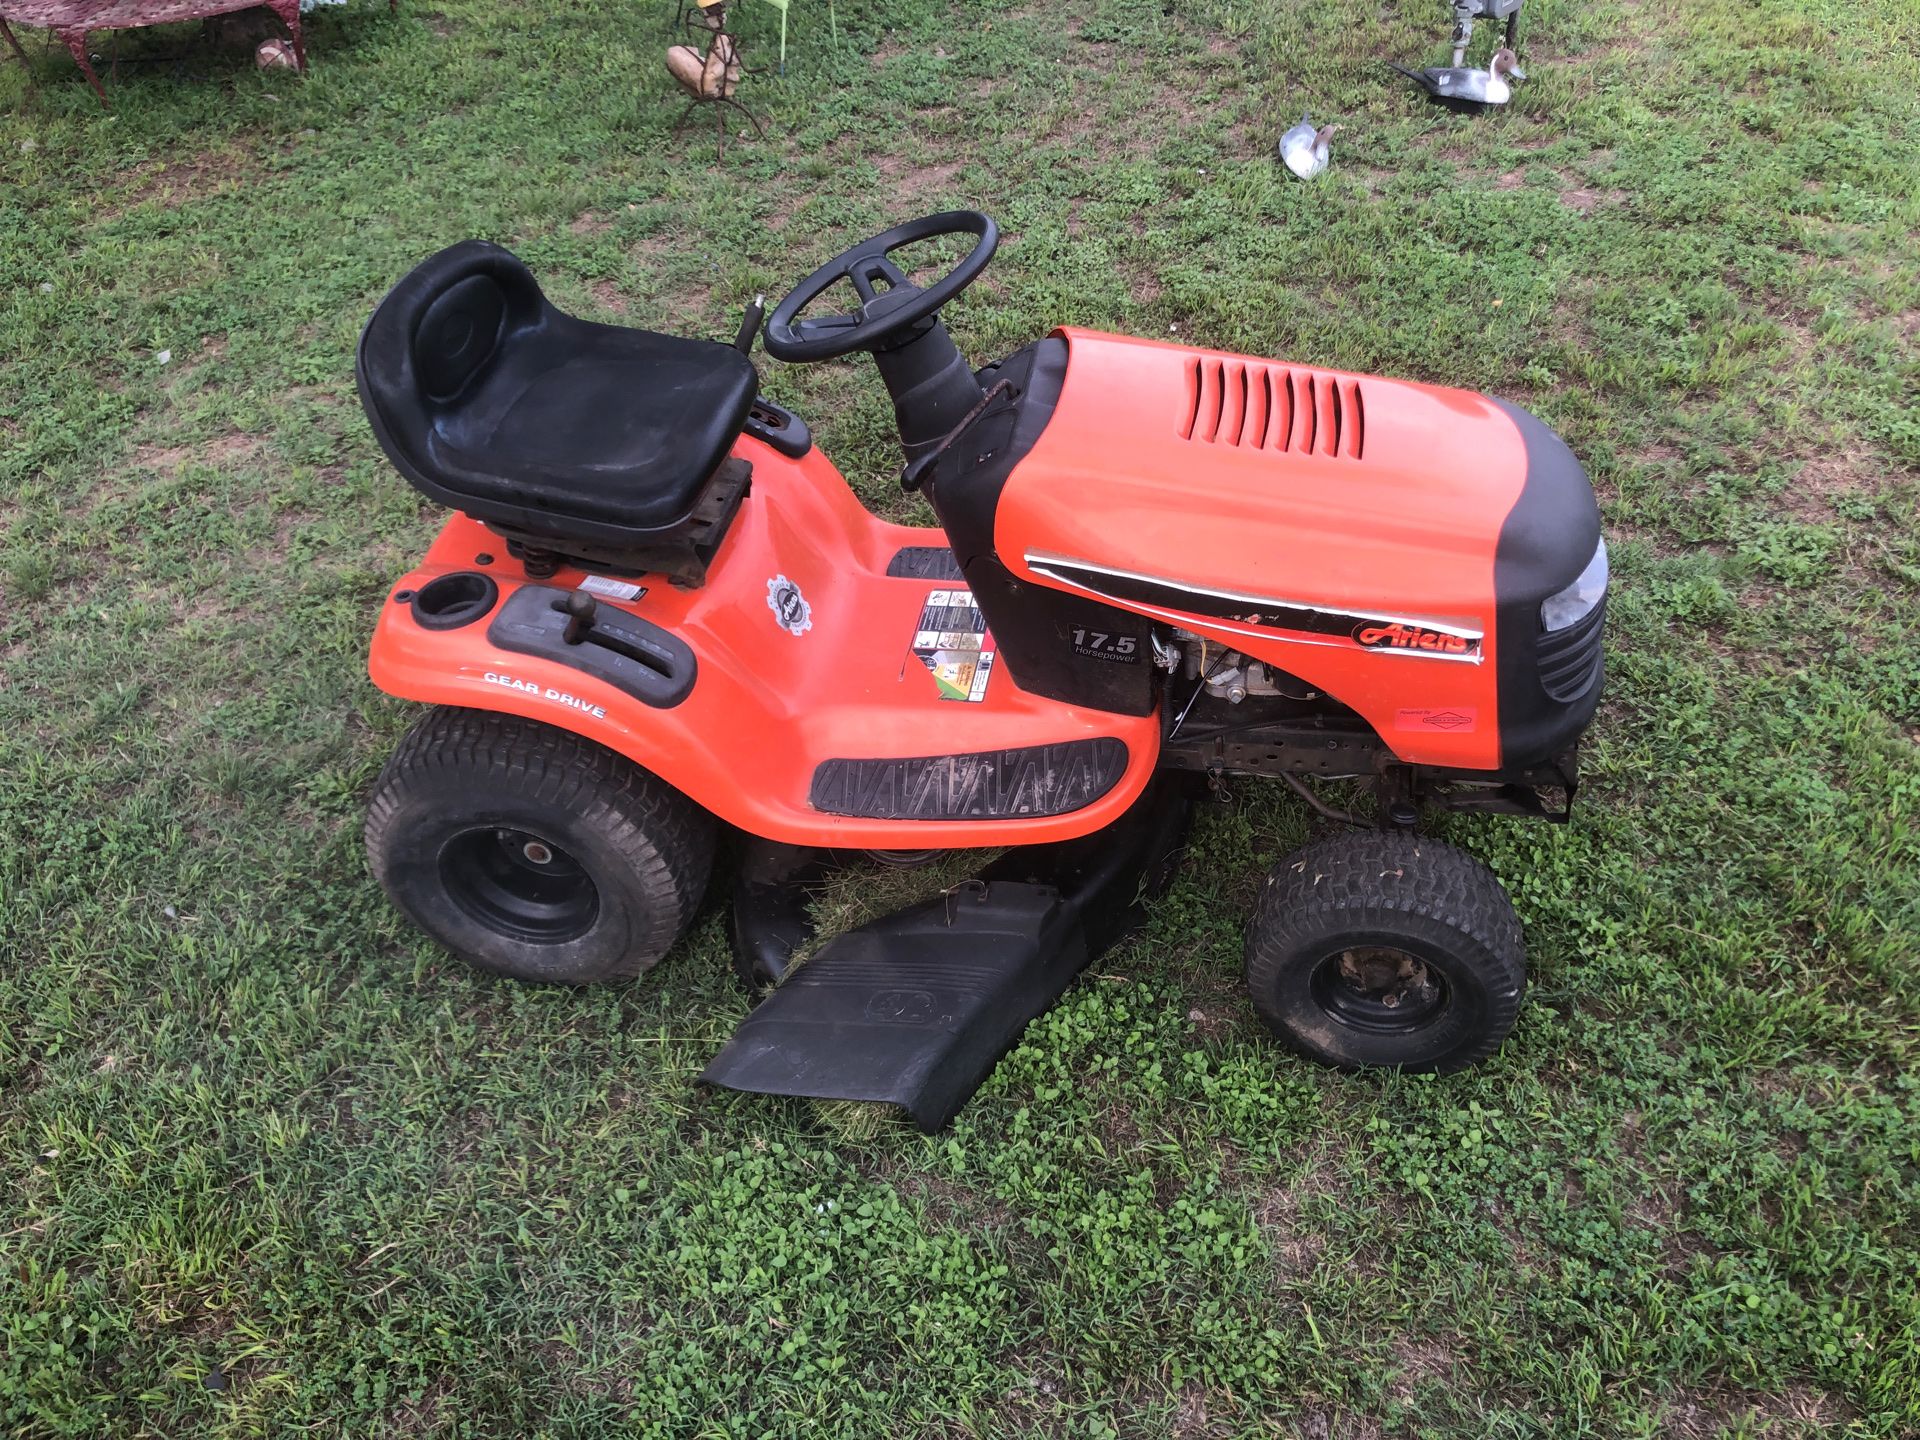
[0,0,393,105]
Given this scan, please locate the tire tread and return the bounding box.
[365,707,715,980]
[1244,830,1525,1072]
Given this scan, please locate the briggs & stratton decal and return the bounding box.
[1396,707,1478,732]
[911,587,995,702]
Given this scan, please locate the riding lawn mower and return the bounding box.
[354,211,1607,1130]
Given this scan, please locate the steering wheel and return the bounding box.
[762,211,998,363]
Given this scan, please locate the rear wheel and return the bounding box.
[366,707,716,984]
[1243,830,1525,1072]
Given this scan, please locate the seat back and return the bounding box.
[356,239,760,585]
[414,272,511,400]
[356,240,549,463]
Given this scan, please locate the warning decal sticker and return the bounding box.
[912,588,996,703]
[579,574,647,602]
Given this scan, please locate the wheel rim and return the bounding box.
[439,826,601,943]
[1308,946,1450,1035]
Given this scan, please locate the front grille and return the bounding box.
[1180,357,1364,459]
[1537,596,1606,701]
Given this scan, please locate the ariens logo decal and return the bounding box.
[1352,622,1480,657]
[767,575,812,637]
[1021,553,1483,663]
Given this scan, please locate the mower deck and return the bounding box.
[700,780,1191,1130]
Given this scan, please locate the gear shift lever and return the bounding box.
[560,589,597,645]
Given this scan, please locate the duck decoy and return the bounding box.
[1388,47,1524,111]
[1276,113,1340,180]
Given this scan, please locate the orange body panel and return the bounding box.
[369,433,1161,846]
[996,329,1531,769]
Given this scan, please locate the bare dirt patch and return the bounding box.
[1778,450,1880,521]
[1627,439,1683,468]
[1353,166,1396,198]
[1658,1383,1856,1439]
[1252,1140,1352,1279]
[1182,1000,1239,1042]
[1171,1382,1230,1437]
[625,233,720,329]
[102,149,261,220]
[1289,1405,1386,1440]
[879,1164,1016,1231]
[386,1377,455,1435]
[127,432,258,475]
[1626,1182,1679,1238]
[629,232,674,270]
[761,186,809,233]
[1561,186,1628,213]
[570,210,613,237]
[1387,1335,1460,1402]
[875,156,963,204]
[587,278,631,316]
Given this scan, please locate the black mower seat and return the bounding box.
[356,240,758,538]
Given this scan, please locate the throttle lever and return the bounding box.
[899,378,1015,492]
[734,293,766,355]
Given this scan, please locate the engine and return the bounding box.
[1157,628,1321,707]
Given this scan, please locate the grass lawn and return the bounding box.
[3,0,1918,1433]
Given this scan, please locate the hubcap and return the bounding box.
[440,826,600,943]
[1310,946,1448,1034]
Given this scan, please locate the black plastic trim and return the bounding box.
[885,546,966,581]
[810,737,1130,819]
[744,397,812,459]
[704,778,1193,1131]
[1490,399,1605,769]
[486,585,696,709]
[1537,594,1607,702]
[490,458,751,589]
[410,571,499,631]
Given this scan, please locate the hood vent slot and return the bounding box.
[1180,356,1364,459]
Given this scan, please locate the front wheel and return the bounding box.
[1243,831,1526,1072]
[365,707,716,984]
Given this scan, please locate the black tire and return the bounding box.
[365,707,716,984]
[1243,830,1525,1072]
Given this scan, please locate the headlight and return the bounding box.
[1541,537,1608,631]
